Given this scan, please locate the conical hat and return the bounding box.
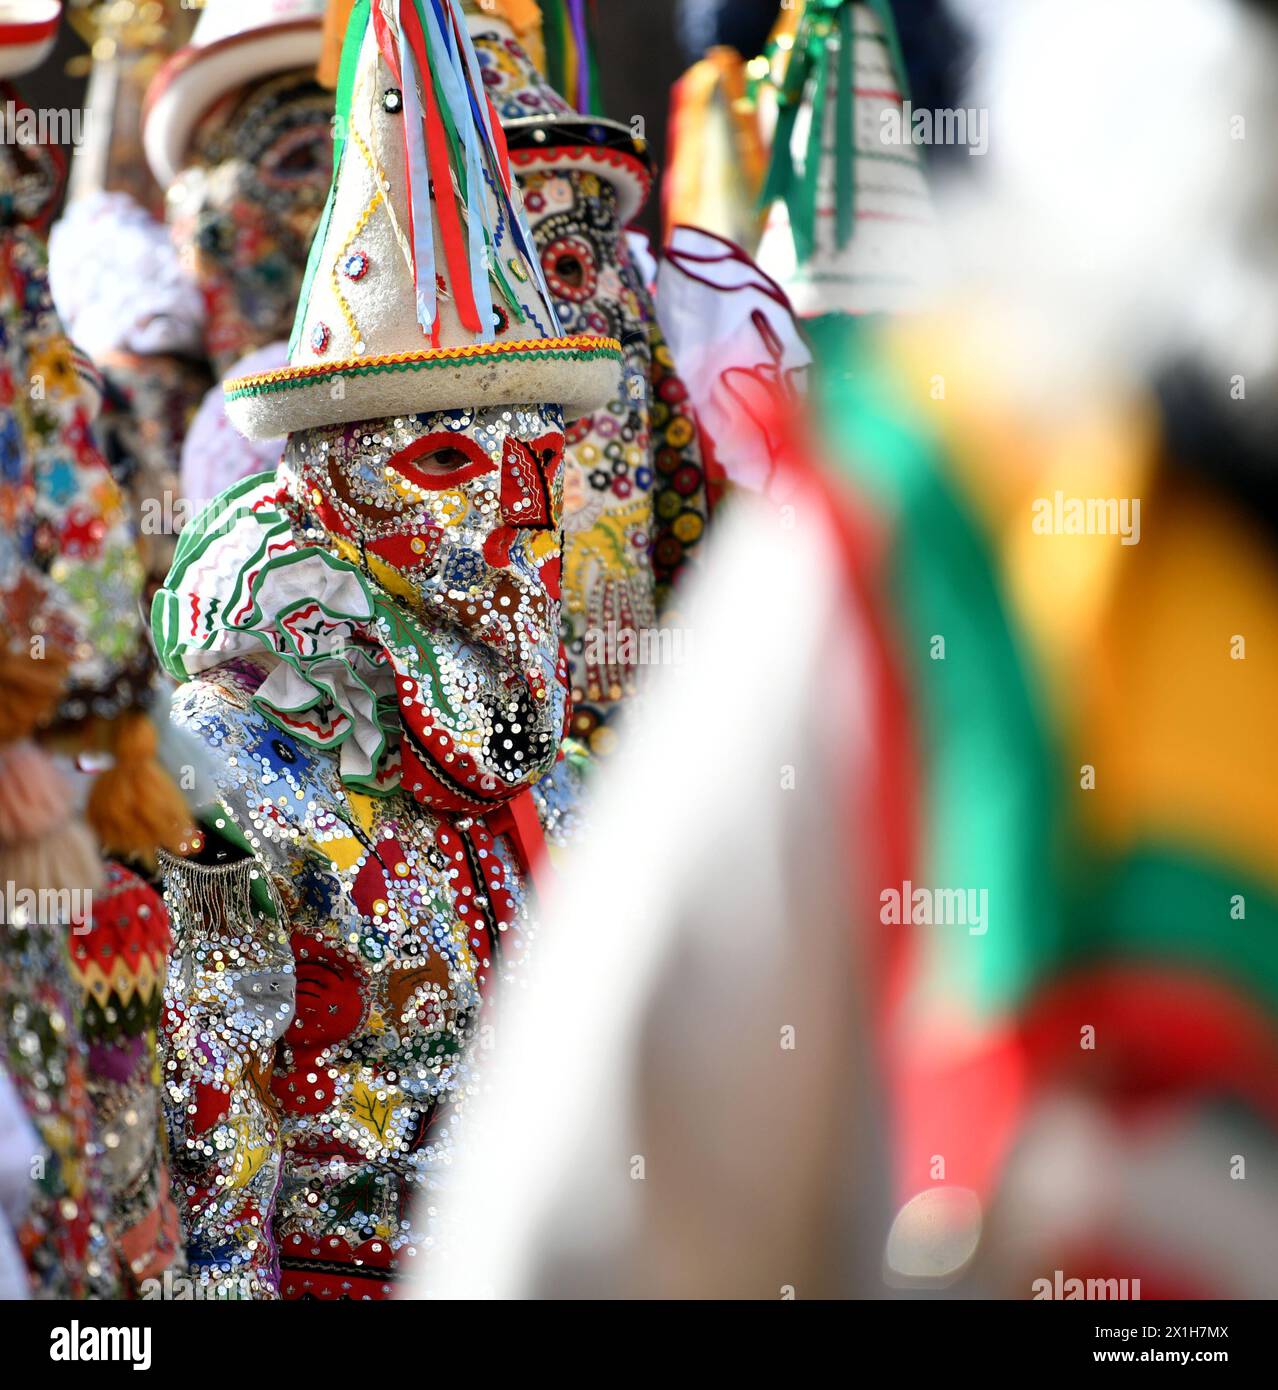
[756,0,939,317]
[0,1,60,81]
[223,0,620,439]
[143,0,327,190]
[462,0,652,223]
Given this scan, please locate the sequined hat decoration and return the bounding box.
[222,0,621,438]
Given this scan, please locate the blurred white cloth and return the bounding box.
[416,488,889,1298]
[49,191,206,360]
[0,1066,37,1299]
[656,226,811,495]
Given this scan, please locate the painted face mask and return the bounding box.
[167,71,333,375]
[274,401,570,810]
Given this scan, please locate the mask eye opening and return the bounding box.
[384,431,494,491]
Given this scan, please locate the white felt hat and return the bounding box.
[223,0,619,439]
[0,0,61,80]
[142,0,326,190]
[756,1,940,317]
[464,5,653,224]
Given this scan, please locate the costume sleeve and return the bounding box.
[158,846,296,1299]
[648,315,713,614]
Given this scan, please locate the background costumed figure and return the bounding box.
[151,0,618,1298]
[49,0,206,591]
[132,0,336,515]
[463,0,711,762]
[755,0,940,321]
[0,1,186,1296]
[143,0,334,381]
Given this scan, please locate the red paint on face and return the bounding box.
[382,430,494,491]
[484,431,565,568]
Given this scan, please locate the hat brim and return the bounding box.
[503,115,654,224]
[223,335,624,440]
[0,2,61,80]
[143,20,324,189]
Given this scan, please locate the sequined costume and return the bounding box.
[154,439,549,1299]
[0,25,185,1298]
[152,0,618,1299]
[0,911,119,1298]
[67,863,181,1289]
[0,123,150,717]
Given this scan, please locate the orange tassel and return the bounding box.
[86,712,192,870]
[0,647,69,744]
[319,0,359,88]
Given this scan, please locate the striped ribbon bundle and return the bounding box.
[321,0,557,347]
[760,0,910,263]
[542,0,602,116]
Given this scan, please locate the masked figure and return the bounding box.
[464,2,710,759]
[144,0,334,379]
[151,0,617,1299]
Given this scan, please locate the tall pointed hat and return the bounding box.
[461,0,652,224]
[223,0,621,439]
[755,0,938,317]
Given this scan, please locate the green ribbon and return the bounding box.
[760,0,911,263]
[807,314,1064,1018]
[289,0,371,360]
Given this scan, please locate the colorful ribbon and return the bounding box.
[542,0,602,115]
[759,0,911,264]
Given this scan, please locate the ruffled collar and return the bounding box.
[153,473,555,814]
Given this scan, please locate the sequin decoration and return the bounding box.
[517,167,710,754]
[1,916,120,1299]
[343,250,371,281]
[167,71,335,377]
[67,863,183,1292]
[153,402,567,1297]
[0,203,150,723]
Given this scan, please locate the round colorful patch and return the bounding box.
[342,250,370,281]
